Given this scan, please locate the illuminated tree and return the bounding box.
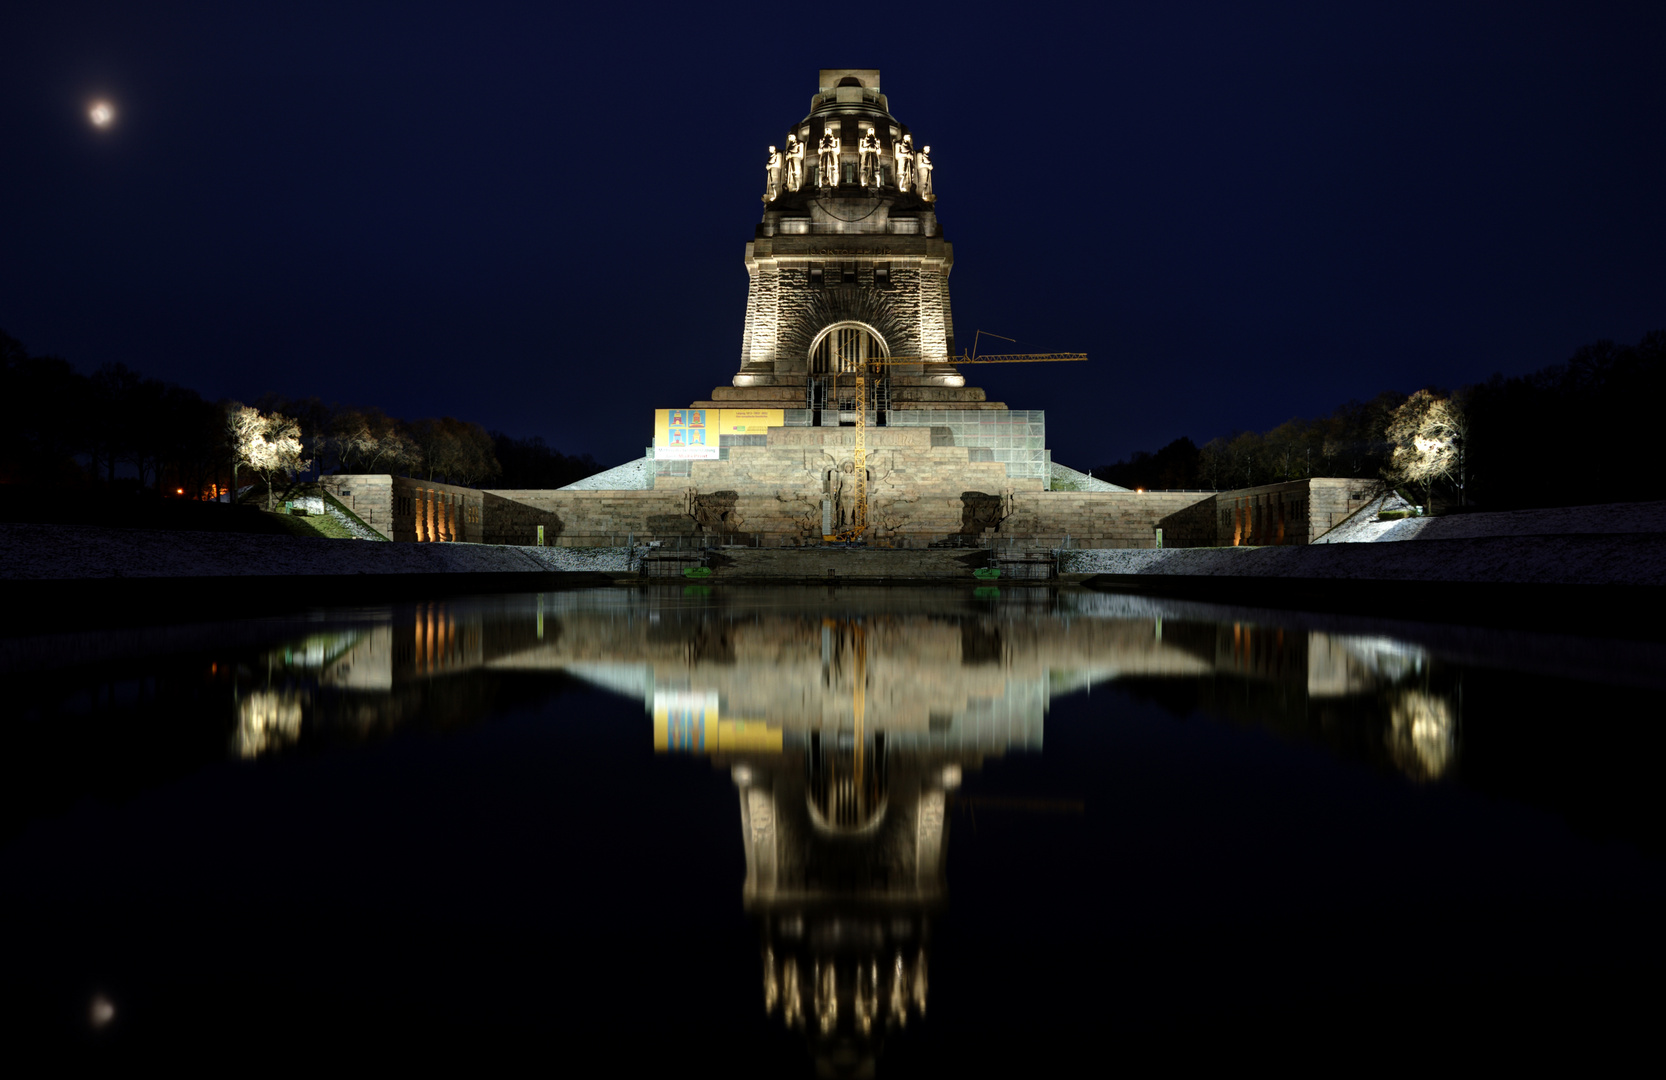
[1384,389,1464,509]
[225,404,261,500]
[257,394,330,479]
[226,404,310,509]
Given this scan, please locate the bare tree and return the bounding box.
[1264,418,1314,481]
[446,419,501,486]
[1226,430,1265,488]
[331,408,415,474]
[409,417,501,485]
[1197,438,1229,490]
[1445,391,1472,507]
[90,362,143,486]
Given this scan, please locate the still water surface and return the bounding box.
[4,586,1663,1070]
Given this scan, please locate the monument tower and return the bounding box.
[621,69,1115,543]
[694,68,990,423]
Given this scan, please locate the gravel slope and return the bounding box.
[0,523,634,579]
[1062,533,1666,586]
[1059,499,1666,585]
[558,457,652,490]
[1314,498,1666,543]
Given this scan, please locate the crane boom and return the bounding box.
[869,352,1088,365]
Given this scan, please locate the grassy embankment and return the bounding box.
[259,483,388,541]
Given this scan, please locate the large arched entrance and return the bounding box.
[809,322,888,373]
[807,322,890,427]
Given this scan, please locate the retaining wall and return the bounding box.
[1158,478,1378,547]
[326,475,1220,549]
[318,474,393,538]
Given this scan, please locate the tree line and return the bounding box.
[1093,331,1665,510]
[0,329,601,500]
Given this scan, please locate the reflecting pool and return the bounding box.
[4,586,1663,1070]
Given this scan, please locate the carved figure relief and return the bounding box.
[915,789,946,882]
[858,127,881,190]
[691,490,742,534]
[957,492,1004,535]
[916,145,934,200]
[745,787,778,889]
[764,145,783,202]
[893,134,914,193]
[817,126,841,190]
[784,135,805,192]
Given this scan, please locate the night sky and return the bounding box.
[5,2,1662,473]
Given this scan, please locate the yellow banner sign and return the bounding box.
[715,408,784,436]
[654,409,784,454]
[652,690,782,753]
[654,409,717,459]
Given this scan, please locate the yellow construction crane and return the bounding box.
[822,333,1087,544]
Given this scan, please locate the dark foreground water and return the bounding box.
[4,586,1664,1072]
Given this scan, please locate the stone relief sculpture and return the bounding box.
[859,127,881,190]
[764,145,783,202]
[893,134,914,193]
[784,135,805,192]
[818,126,841,190]
[916,145,934,200]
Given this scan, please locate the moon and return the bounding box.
[89,101,115,128]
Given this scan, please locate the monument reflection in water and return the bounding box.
[214,587,1468,1071]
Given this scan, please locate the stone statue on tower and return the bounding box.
[916,145,934,200]
[784,135,805,192]
[859,127,881,190]
[893,134,914,193]
[818,125,841,190]
[764,145,783,202]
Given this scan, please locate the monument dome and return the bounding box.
[757,67,936,238]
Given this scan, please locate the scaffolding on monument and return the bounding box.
[822,333,1088,545]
